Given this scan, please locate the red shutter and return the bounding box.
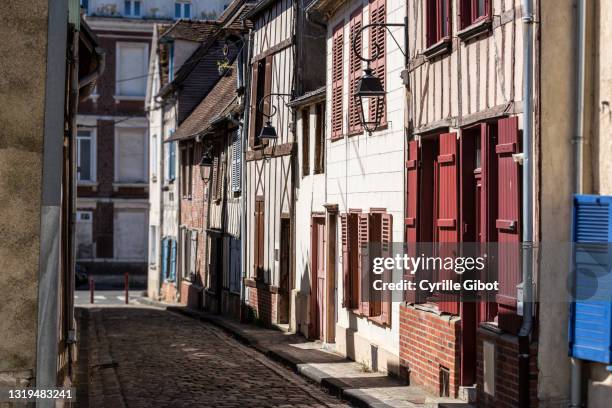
[368,0,386,126]
[495,116,522,334]
[341,214,351,308]
[248,62,259,148]
[348,8,363,134]
[436,132,459,314]
[358,213,371,316]
[459,0,471,29]
[426,0,438,46]
[380,213,392,325]
[331,23,344,140]
[405,140,419,303]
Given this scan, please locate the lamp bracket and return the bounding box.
[352,17,409,66]
[257,92,293,119]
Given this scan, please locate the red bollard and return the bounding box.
[124,273,129,304]
[90,277,94,304]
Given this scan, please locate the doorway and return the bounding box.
[310,215,326,340]
[278,217,291,324]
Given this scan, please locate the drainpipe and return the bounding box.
[518,0,535,406]
[570,0,586,407]
[78,47,105,90]
[240,30,254,322]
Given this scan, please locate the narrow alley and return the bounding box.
[76,305,348,408]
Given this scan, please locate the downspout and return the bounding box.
[78,47,105,89]
[240,30,254,321]
[37,0,68,400]
[518,0,535,406]
[570,0,586,407]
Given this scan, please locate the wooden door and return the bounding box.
[278,218,291,324]
[310,217,326,340]
[253,197,265,279]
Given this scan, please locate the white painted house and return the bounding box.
[307,0,408,375]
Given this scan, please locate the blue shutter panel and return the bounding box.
[161,238,169,281]
[569,194,612,364]
[170,239,177,281]
[170,142,176,181]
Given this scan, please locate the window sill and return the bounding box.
[423,37,452,60]
[457,18,492,42]
[368,314,390,327]
[78,181,98,188]
[114,95,145,102]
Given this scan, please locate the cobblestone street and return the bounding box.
[76,306,349,408]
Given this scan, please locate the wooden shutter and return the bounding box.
[358,213,371,316]
[161,238,169,280]
[314,103,325,174]
[302,108,310,176]
[459,0,471,29]
[215,155,225,201]
[261,56,272,147]
[348,8,363,134]
[210,156,219,201]
[436,132,460,314]
[331,23,344,140]
[426,0,438,46]
[380,213,392,325]
[341,214,351,308]
[495,116,522,334]
[231,131,241,193]
[248,62,259,148]
[405,140,419,303]
[170,239,177,281]
[189,230,198,277]
[254,197,265,279]
[369,0,386,125]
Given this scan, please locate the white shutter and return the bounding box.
[231,131,241,193]
[189,230,198,276]
[117,128,146,182]
[117,43,147,96]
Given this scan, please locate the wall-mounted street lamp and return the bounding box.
[352,17,408,133]
[257,93,292,159]
[198,143,214,182]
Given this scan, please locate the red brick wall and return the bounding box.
[399,304,461,398]
[477,328,538,408]
[247,285,278,325]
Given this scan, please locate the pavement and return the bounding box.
[134,298,474,408]
[76,304,349,408]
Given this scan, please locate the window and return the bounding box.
[348,7,363,134]
[331,23,344,140]
[369,0,386,126]
[162,238,177,281]
[124,1,141,17]
[181,145,193,199]
[189,230,198,278]
[151,134,158,181]
[231,131,241,193]
[426,0,452,47]
[460,0,491,29]
[229,238,241,293]
[168,43,175,81]
[341,209,392,325]
[180,228,195,280]
[175,2,192,19]
[76,211,94,259]
[116,128,147,183]
[80,0,89,13]
[114,209,148,261]
[314,102,325,174]
[77,129,95,183]
[301,108,310,177]
[116,42,148,97]
[166,137,176,182]
[248,56,272,148]
[210,152,224,202]
[149,225,158,266]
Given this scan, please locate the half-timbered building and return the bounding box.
[401,0,536,404]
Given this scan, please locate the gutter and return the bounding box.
[518,0,535,406]
[570,0,587,407]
